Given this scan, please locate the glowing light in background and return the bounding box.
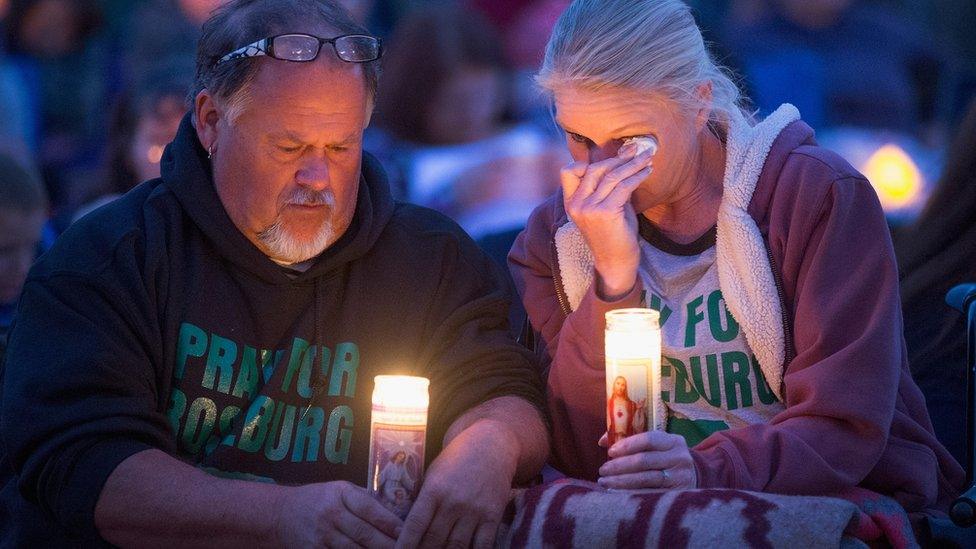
[147,145,165,165]
[861,143,924,211]
[817,128,936,224]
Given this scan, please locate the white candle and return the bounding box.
[367,375,430,519]
[605,309,663,447]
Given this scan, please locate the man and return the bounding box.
[0,0,547,546]
[0,153,48,361]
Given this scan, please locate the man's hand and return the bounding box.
[274,481,403,548]
[396,420,518,549]
[597,431,697,490]
[562,143,654,300]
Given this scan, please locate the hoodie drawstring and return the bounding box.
[300,277,327,423]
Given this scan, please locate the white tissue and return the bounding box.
[623,136,658,156]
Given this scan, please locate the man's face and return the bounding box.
[202,46,369,264]
[0,208,45,304]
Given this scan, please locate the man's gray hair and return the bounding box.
[190,0,380,121]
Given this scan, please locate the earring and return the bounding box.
[208,144,215,159]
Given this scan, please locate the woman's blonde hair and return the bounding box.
[537,0,751,126]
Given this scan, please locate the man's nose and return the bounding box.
[295,156,330,191]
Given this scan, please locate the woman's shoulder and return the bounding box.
[754,123,876,223]
[508,191,569,274]
[523,191,568,241]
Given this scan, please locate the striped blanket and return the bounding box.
[497,480,917,548]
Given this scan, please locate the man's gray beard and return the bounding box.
[257,190,337,264]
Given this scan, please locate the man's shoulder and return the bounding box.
[384,201,475,244]
[368,202,498,276]
[32,179,178,279]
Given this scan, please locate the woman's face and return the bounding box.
[553,85,707,213]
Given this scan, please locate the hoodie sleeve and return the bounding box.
[508,199,643,479]
[418,225,547,454]
[692,173,903,497]
[2,269,175,540]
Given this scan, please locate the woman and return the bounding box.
[508,0,962,525]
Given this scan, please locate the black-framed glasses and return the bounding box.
[216,33,382,66]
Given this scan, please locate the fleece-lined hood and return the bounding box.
[161,113,394,284]
[553,104,801,400]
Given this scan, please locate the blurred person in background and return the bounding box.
[336,0,374,25]
[3,0,110,219]
[338,0,407,37]
[0,152,47,361]
[498,0,570,128]
[372,2,563,335]
[123,0,225,91]
[720,0,947,136]
[372,1,511,196]
[896,98,976,467]
[74,73,189,221]
[0,50,33,151]
[903,0,976,136]
[371,2,562,242]
[0,0,34,151]
[177,0,229,23]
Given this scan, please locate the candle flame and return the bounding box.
[862,144,923,211]
[605,309,660,359]
[372,375,430,409]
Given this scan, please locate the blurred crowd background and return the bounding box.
[1,0,976,464]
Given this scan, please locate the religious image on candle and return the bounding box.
[367,375,429,519]
[605,309,663,447]
[369,424,425,517]
[606,372,647,446]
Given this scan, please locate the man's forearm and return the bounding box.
[94,449,286,548]
[444,396,549,483]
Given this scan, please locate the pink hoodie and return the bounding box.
[508,119,964,521]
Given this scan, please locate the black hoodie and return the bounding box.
[0,115,544,545]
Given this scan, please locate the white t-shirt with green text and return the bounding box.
[636,218,785,447]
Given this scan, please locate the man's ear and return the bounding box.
[694,80,714,131]
[194,89,221,152]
